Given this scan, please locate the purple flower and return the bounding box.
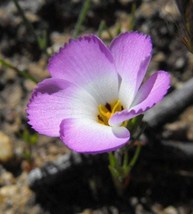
[27,32,170,154]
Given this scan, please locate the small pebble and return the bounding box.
[163,206,178,214]
[0,171,15,186]
[0,132,14,163]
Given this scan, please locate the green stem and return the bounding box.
[73,0,90,38]
[127,142,142,174]
[123,149,129,170]
[108,151,116,167]
[108,141,142,195]
[0,58,38,83]
[97,20,106,37]
[128,2,136,30]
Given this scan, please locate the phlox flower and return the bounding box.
[27,32,170,154]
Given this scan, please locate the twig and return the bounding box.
[0,58,38,83]
[28,153,106,188]
[12,0,37,40]
[12,0,49,56]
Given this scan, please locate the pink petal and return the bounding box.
[48,35,119,104]
[60,118,130,154]
[109,71,170,126]
[110,32,152,107]
[27,78,97,137]
[109,109,143,127]
[131,71,170,111]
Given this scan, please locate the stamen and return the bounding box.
[99,105,111,118]
[97,100,126,126]
[97,115,104,122]
[112,100,121,113]
[105,103,111,112]
[98,105,110,125]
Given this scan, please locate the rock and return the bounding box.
[135,204,144,214]
[23,79,36,92]
[0,132,14,163]
[6,84,22,108]
[28,59,48,80]
[0,172,41,213]
[175,57,186,70]
[163,206,178,214]
[50,32,70,52]
[0,184,34,213]
[0,170,15,186]
[0,185,18,199]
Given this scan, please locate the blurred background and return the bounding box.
[1,0,193,213]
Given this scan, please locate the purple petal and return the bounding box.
[109,71,170,126]
[109,109,143,126]
[48,35,119,104]
[131,71,170,111]
[110,32,152,107]
[27,78,97,137]
[60,118,130,154]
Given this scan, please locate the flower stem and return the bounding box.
[97,20,106,37]
[128,2,136,30]
[127,141,142,174]
[108,142,142,196]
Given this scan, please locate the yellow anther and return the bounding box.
[98,105,109,125]
[97,100,126,126]
[112,100,121,113]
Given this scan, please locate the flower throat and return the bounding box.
[97,100,125,126]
